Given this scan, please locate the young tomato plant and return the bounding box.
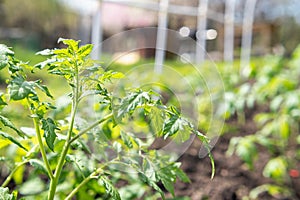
[227,47,300,199]
[0,39,214,199]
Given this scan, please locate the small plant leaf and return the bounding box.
[0,54,8,70]
[156,163,190,197]
[162,107,191,140]
[263,157,287,181]
[0,93,7,106]
[77,44,93,58]
[100,71,124,83]
[57,38,79,53]
[279,117,290,139]
[34,81,53,99]
[156,166,176,196]
[0,131,27,151]
[235,136,257,169]
[19,177,45,195]
[98,176,121,200]
[149,106,165,136]
[0,44,14,56]
[34,58,57,69]
[139,173,165,200]
[116,90,151,120]
[120,131,133,148]
[35,49,53,56]
[173,163,190,183]
[41,118,58,151]
[8,76,37,101]
[0,115,26,138]
[0,187,15,200]
[29,159,48,175]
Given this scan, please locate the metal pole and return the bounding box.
[196,0,208,64]
[240,0,257,74]
[91,1,103,60]
[224,0,235,62]
[154,0,169,74]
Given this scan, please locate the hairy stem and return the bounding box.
[1,160,29,187]
[33,117,54,179]
[65,168,102,200]
[48,65,80,200]
[27,99,54,180]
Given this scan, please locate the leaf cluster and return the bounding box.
[0,39,213,199]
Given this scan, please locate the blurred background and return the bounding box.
[1,0,300,61]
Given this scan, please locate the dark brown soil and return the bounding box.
[167,116,300,200]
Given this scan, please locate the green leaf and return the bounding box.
[0,54,8,70]
[35,49,53,56]
[77,44,93,58]
[263,157,287,181]
[142,158,156,180]
[53,49,70,57]
[235,136,257,169]
[41,118,58,151]
[157,166,176,196]
[250,184,291,199]
[162,108,191,140]
[270,95,283,111]
[149,106,165,136]
[100,70,124,83]
[34,58,57,69]
[173,163,190,183]
[0,115,26,138]
[34,81,53,98]
[19,177,45,195]
[0,93,7,111]
[279,117,290,139]
[0,187,15,200]
[120,131,133,148]
[139,173,165,200]
[116,90,151,120]
[35,102,56,119]
[8,76,37,101]
[156,163,189,197]
[57,38,79,53]
[0,131,27,151]
[98,176,121,200]
[0,44,14,56]
[29,159,48,175]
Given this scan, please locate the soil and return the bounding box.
[167,115,300,200]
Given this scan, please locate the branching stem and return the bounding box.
[69,113,113,144]
[1,160,29,187]
[65,168,103,200]
[48,63,80,200]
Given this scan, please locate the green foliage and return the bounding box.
[0,115,26,138]
[0,39,213,200]
[0,131,27,151]
[0,187,17,200]
[41,118,58,151]
[98,176,121,200]
[224,45,300,198]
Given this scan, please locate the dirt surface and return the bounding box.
[169,117,300,200]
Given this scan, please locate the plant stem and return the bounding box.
[69,113,113,144]
[1,160,29,187]
[27,99,54,180]
[48,64,80,200]
[65,169,102,200]
[33,117,54,179]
